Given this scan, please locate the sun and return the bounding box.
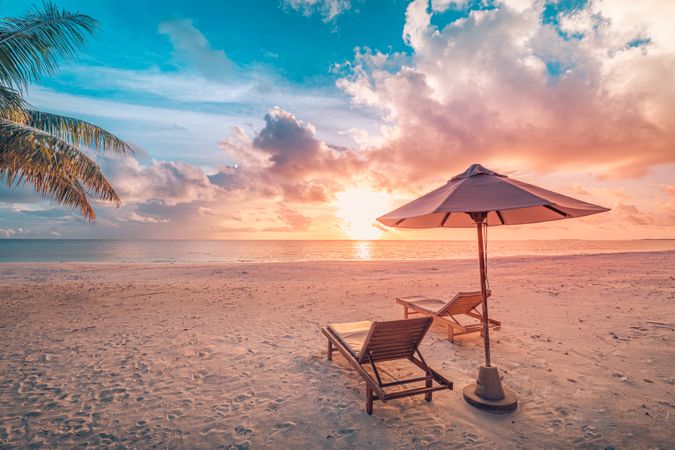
[335,188,389,240]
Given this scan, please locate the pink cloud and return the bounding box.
[24,1,673,239]
[337,0,675,185]
[612,203,654,226]
[218,106,365,202]
[262,206,313,232]
[101,157,222,206]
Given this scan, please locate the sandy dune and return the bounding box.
[0,251,673,448]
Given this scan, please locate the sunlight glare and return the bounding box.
[353,240,373,259]
[335,188,389,240]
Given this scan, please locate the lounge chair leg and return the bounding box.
[403,305,408,319]
[448,326,454,342]
[366,385,373,415]
[327,339,333,361]
[425,375,433,402]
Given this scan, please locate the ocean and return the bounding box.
[0,239,673,263]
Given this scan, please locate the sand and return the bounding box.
[0,251,674,448]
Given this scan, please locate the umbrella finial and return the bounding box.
[450,164,505,182]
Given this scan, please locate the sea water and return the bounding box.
[0,239,673,263]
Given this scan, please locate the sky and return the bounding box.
[1,0,674,240]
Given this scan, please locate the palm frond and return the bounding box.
[0,1,96,89]
[0,85,29,122]
[8,166,95,220]
[0,119,121,221]
[0,119,121,203]
[27,110,133,154]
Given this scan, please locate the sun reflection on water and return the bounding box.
[353,240,373,260]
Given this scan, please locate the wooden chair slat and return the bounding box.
[396,290,499,342]
[368,333,426,344]
[323,316,452,415]
[369,345,418,355]
[369,325,429,334]
[369,342,419,351]
[370,351,417,361]
[367,342,419,353]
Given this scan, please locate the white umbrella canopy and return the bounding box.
[378,164,609,228]
[376,163,610,412]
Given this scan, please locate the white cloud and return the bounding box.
[282,0,352,22]
[121,212,170,224]
[158,19,233,79]
[102,157,221,206]
[218,106,365,202]
[8,1,675,239]
[337,0,675,183]
[0,227,23,238]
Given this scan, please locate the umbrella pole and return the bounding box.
[476,220,491,367]
[463,213,517,412]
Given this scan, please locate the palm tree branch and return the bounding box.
[0,2,97,88]
[26,110,133,154]
[0,85,29,122]
[0,119,121,208]
[7,166,95,220]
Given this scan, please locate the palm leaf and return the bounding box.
[0,2,96,89]
[8,167,95,220]
[0,3,130,221]
[0,119,121,221]
[0,119,121,203]
[27,110,133,154]
[0,85,28,122]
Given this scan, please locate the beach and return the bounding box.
[1,251,674,448]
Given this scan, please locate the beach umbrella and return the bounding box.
[377,163,609,412]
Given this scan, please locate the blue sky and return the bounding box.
[1,0,674,239]
[6,0,413,165]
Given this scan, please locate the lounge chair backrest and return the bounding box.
[439,290,491,316]
[358,317,432,364]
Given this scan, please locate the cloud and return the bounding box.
[198,207,217,216]
[0,227,24,238]
[7,2,674,240]
[158,19,233,79]
[569,183,590,196]
[337,0,675,184]
[28,17,381,155]
[252,107,359,177]
[102,157,221,206]
[659,184,675,196]
[120,212,170,224]
[30,133,336,236]
[612,203,654,226]
[262,206,312,232]
[607,201,675,227]
[218,106,365,201]
[282,0,352,23]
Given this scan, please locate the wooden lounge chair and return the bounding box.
[396,291,500,342]
[322,317,453,414]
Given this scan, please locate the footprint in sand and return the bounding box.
[235,425,253,436]
[461,431,481,445]
[272,422,296,431]
[97,387,128,402]
[546,418,563,431]
[201,374,230,385]
[266,397,287,411]
[336,428,358,437]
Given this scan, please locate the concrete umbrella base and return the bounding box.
[463,365,518,413]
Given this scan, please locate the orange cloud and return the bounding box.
[337,0,675,185]
[217,106,365,202]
